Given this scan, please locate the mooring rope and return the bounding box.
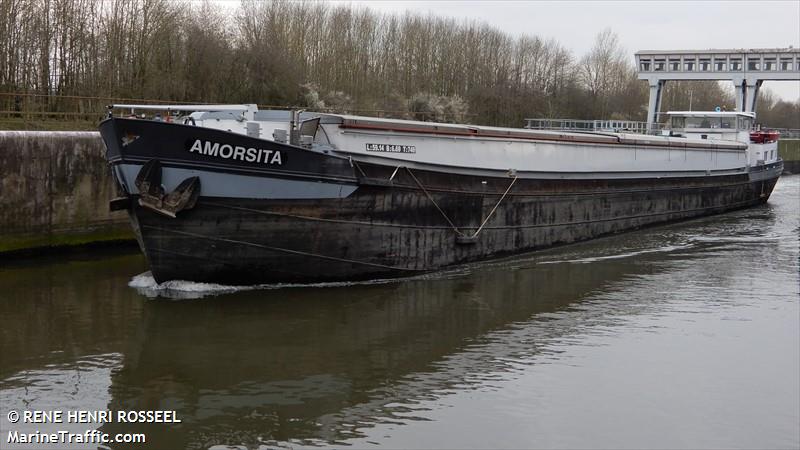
[350,157,368,178]
[469,175,518,239]
[404,167,466,237]
[404,167,518,240]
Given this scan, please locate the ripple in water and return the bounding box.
[128,270,431,299]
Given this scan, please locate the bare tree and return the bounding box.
[578,28,628,118]
[4,1,795,128]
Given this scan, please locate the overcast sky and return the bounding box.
[335,0,800,102]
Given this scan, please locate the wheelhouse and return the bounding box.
[666,111,754,143]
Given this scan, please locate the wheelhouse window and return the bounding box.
[720,117,735,128]
[738,117,753,130]
[671,116,686,128]
[682,116,740,129]
[685,117,713,128]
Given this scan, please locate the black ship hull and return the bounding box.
[100,118,782,285]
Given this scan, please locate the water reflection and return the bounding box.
[0,176,797,449]
[0,250,145,378]
[0,354,122,449]
[102,253,659,448]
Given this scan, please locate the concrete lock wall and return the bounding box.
[779,139,800,174]
[0,131,133,254]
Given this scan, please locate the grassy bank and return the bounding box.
[0,118,98,131]
[0,227,135,256]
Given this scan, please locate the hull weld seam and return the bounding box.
[202,196,760,231]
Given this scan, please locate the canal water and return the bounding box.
[1,176,798,449]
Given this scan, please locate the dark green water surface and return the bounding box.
[1,176,798,449]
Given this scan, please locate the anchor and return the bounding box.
[133,159,201,218]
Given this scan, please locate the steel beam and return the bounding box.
[646,80,665,130]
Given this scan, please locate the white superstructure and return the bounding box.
[109,105,779,179]
[665,111,779,167]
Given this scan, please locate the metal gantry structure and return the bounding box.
[636,48,800,128]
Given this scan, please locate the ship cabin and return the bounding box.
[666,111,754,144]
[666,110,782,166]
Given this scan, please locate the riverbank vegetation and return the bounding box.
[1,0,797,128]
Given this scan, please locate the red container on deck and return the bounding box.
[750,130,780,143]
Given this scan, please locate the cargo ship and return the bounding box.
[99,105,782,284]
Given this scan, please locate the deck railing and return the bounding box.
[524,118,663,135]
[773,128,800,139]
[525,118,800,139]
